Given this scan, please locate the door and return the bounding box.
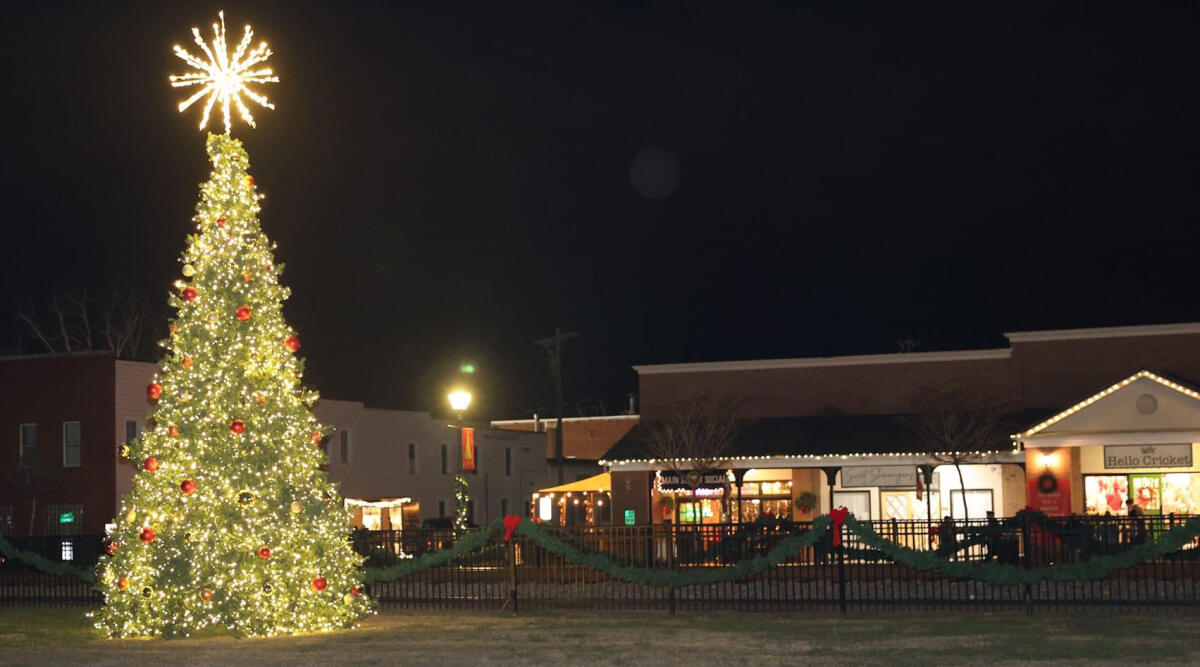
[1130,474,1162,516]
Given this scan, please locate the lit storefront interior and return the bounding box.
[533,472,612,526]
[1018,371,1200,517]
[345,497,415,532]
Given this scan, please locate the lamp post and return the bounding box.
[448,390,473,531]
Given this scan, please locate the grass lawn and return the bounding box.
[0,607,1198,665]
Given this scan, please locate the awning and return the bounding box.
[536,472,611,495]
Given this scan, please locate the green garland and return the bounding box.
[513,516,831,588]
[364,522,503,583]
[844,514,1200,586]
[0,534,96,584]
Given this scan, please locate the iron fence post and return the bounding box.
[507,538,518,613]
[1022,513,1033,615]
[837,527,847,615]
[666,519,677,615]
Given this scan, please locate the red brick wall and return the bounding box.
[0,354,116,535]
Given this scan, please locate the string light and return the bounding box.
[169,11,279,134]
[1017,370,1200,440]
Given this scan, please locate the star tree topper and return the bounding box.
[169,11,279,134]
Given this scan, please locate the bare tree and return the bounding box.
[909,387,1016,521]
[6,462,64,537]
[15,289,158,359]
[637,396,746,523]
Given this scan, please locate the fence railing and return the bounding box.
[5,514,1200,610]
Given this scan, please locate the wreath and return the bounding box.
[1036,472,1058,494]
[794,491,818,513]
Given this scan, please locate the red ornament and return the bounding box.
[230,419,246,434]
[143,457,159,472]
[310,431,323,446]
[258,547,271,559]
[246,176,256,187]
[117,577,130,591]
[285,336,301,353]
[351,586,360,597]
[180,479,196,495]
[311,576,327,592]
[217,217,227,226]
[182,287,197,302]
[235,305,252,321]
[106,541,119,556]
[146,383,163,401]
[139,527,156,544]
[167,424,180,438]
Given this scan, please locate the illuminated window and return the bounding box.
[62,421,81,468]
[833,490,871,521]
[61,540,74,562]
[360,506,382,531]
[950,489,994,520]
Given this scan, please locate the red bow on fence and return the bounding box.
[830,506,849,548]
[503,514,522,542]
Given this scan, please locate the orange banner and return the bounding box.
[461,427,476,471]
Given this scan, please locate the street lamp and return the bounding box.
[448,390,472,415]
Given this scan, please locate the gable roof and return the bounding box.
[1015,370,1200,440]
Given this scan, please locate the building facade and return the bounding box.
[603,323,1200,525]
[0,354,587,537]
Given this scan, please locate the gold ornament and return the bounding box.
[207,311,220,324]
[124,509,136,524]
[289,500,302,514]
[254,391,269,405]
[242,270,253,283]
[179,392,192,403]
[343,593,354,604]
[200,588,214,602]
[182,264,196,277]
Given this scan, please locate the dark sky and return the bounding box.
[3,2,1198,419]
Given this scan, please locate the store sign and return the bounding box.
[58,512,75,524]
[624,509,636,525]
[1027,476,1072,516]
[657,471,727,490]
[841,466,915,489]
[1104,444,1192,469]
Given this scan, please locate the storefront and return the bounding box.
[533,472,612,526]
[1018,371,1200,517]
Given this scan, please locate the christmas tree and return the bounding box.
[93,13,368,638]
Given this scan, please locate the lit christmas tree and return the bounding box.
[93,13,368,637]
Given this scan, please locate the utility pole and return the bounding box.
[534,328,580,485]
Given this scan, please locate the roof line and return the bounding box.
[1015,370,1200,439]
[1004,322,1200,343]
[491,415,640,427]
[634,349,1011,375]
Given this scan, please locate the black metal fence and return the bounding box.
[5,514,1200,611]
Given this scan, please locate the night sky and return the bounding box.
[3,2,1198,419]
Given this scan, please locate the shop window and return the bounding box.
[44,504,83,536]
[19,423,37,467]
[833,490,871,521]
[1162,473,1200,515]
[949,489,993,520]
[361,506,382,531]
[62,421,81,468]
[407,442,417,475]
[1085,475,1130,515]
